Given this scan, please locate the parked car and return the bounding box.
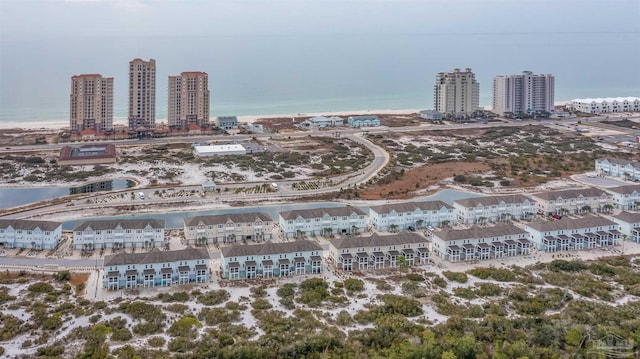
[407,226,415,232]
[551,214,562,220]
[427,225,435,231]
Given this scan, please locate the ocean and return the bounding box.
[1,32,639,127]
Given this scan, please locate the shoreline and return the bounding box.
[0,101,574,131]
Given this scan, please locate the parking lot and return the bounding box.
[573,174,630,188]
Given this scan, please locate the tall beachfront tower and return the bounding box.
[493,71,554,116]
[434,68,479,118]
[69,74,114,133]
[128,58,156,131]
[167,72,210,129]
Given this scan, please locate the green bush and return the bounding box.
[344,278,365,292]
[36,344,64,357]
[298,278,329,307]
[168,316,202,337]
[28,282,54,294]
[199,308,241,325]
[406,273,424,282]
[148,336,166,348]
[468,267,516,282]
[111,328,133,341]
[53,270,71,282]
[251,298,273,310]
[443,271,468,283]
[549,260,588,272]
[132,322,163,335]
[197,290,230,306]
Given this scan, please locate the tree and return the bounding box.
[581,205,591,214]
[397,256,409,272]
[389,224,399,233]
[602,204,613,213]
[622,234,628,255]
[441,220,451,228]
[416,219,424,229]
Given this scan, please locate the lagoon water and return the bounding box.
[1,32,639,126]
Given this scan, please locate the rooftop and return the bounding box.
[0,219,62,231]
[280,206,367,220]
[184,212,273,227]
[73,218,165,231]
[433,224,528,241]
[369,200,453,214]
[526,215,616,232]
[221,240,322,258]
[454,194,531,208]
[531,187,607,201]
[104,246,209,267]
[329,232,427,250]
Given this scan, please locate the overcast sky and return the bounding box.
[2,0,639,39]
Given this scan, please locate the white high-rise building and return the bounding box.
[492,71,554,116]
[168,72,210,128]
[128,58,156,130]
[70,74,114,133]
[434,68,479,118]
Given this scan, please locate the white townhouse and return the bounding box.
[183,212,274,245]
[0,219,62,250]
[279,206,368,238]
[530,188,613,216]
[103,246,210,290]
[596,158,640,181]
[604,185,640,210]
[453,194,535,224]
[220,240,323,279]
[329,232,430,271]
[431,225,531,262]
[569,97,640,114]
[368,201,454,231]
[524,216,620,252]
[73,218,165,250]
[611,212,640,243]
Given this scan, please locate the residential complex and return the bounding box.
[347,115,380,127]
[128,58,156,131]
[103,246,210,289]
[431,225,530,262]
[453,194,535,224]
[329,232,430,271]
[168,71,210,129]
[492,71,554,116]
[604,185,640,210]
[530,188,612,216]
[596,158,640,181]
[524,216,620,252]
[569,97,640,114]
[0,219,62,249]
[611,212,640,243]
[368,201,454,231]
[183,213,274,245]
[220,240,323,279]
[279,206,368,238]
[73,218,165,250]
[69,74,114,133]
[434,68,479,118]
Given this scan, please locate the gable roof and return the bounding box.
[369,200,453,214]
[73,218,165,231]
[0,219,61,231]
[220,240,323,258]
[605,185,640,195]
[612,211,640,224]
[184,212,273,227]
[279,206,367,220]
[433,224,528,242]
[531,188,608,201]
[597,157,640,168]
[454,194,531,208]
[526,215,616,232]
[104,246,209,266]
[329,232,427,250]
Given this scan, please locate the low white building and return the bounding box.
[279,206,368,238]
[611,212,640,243]
[220,240,323,279]
[569,97,640,114]
[0,219,62,250]
[453,194,535,224]
[596,158,640,181]
[368,201,454,231]
[530,187,612,216]
[183,212,274,244]
[347,115,380,127]
[103,246,210,290]
[604,184,640,210]
[329,232,430,271]
[193,144,246,157]
[524,216,620,252]
[73,218,165,250]
[419,110,444,121]
[300,116,344,128]
[431,224,530,262]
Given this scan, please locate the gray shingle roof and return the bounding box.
[434,224,528,242]
[0,219,61,231]
[369,200,453,214]
[103,246,209,267]
[613,211,640,223]
[531,187,608,201]
[597,157,640,168]
[73,218,165,231]
[453,194,531,208]
[220,240,323,258]
[526,215,616,232]
[329,232,427,250]
[605,185,640,195]
[184,212,273,227]
[279,206,367,220]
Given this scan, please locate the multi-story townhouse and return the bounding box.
[329,232,430,271]
[524,216,620,252]
[530,187,612,216]
[220,240,323,279]
[596,158,640,181]
[183,213,274,245]
[604,185,640,210]
[611,212,640,243]
[73,218,165,250]
[431,225,531,262]
[103,246,210,290]
[0,219,62,249]
[453,194,535,224]
[279,206,368,238]
[216,116,238,130]
[569,97,640,114]
[368,201,454,231]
